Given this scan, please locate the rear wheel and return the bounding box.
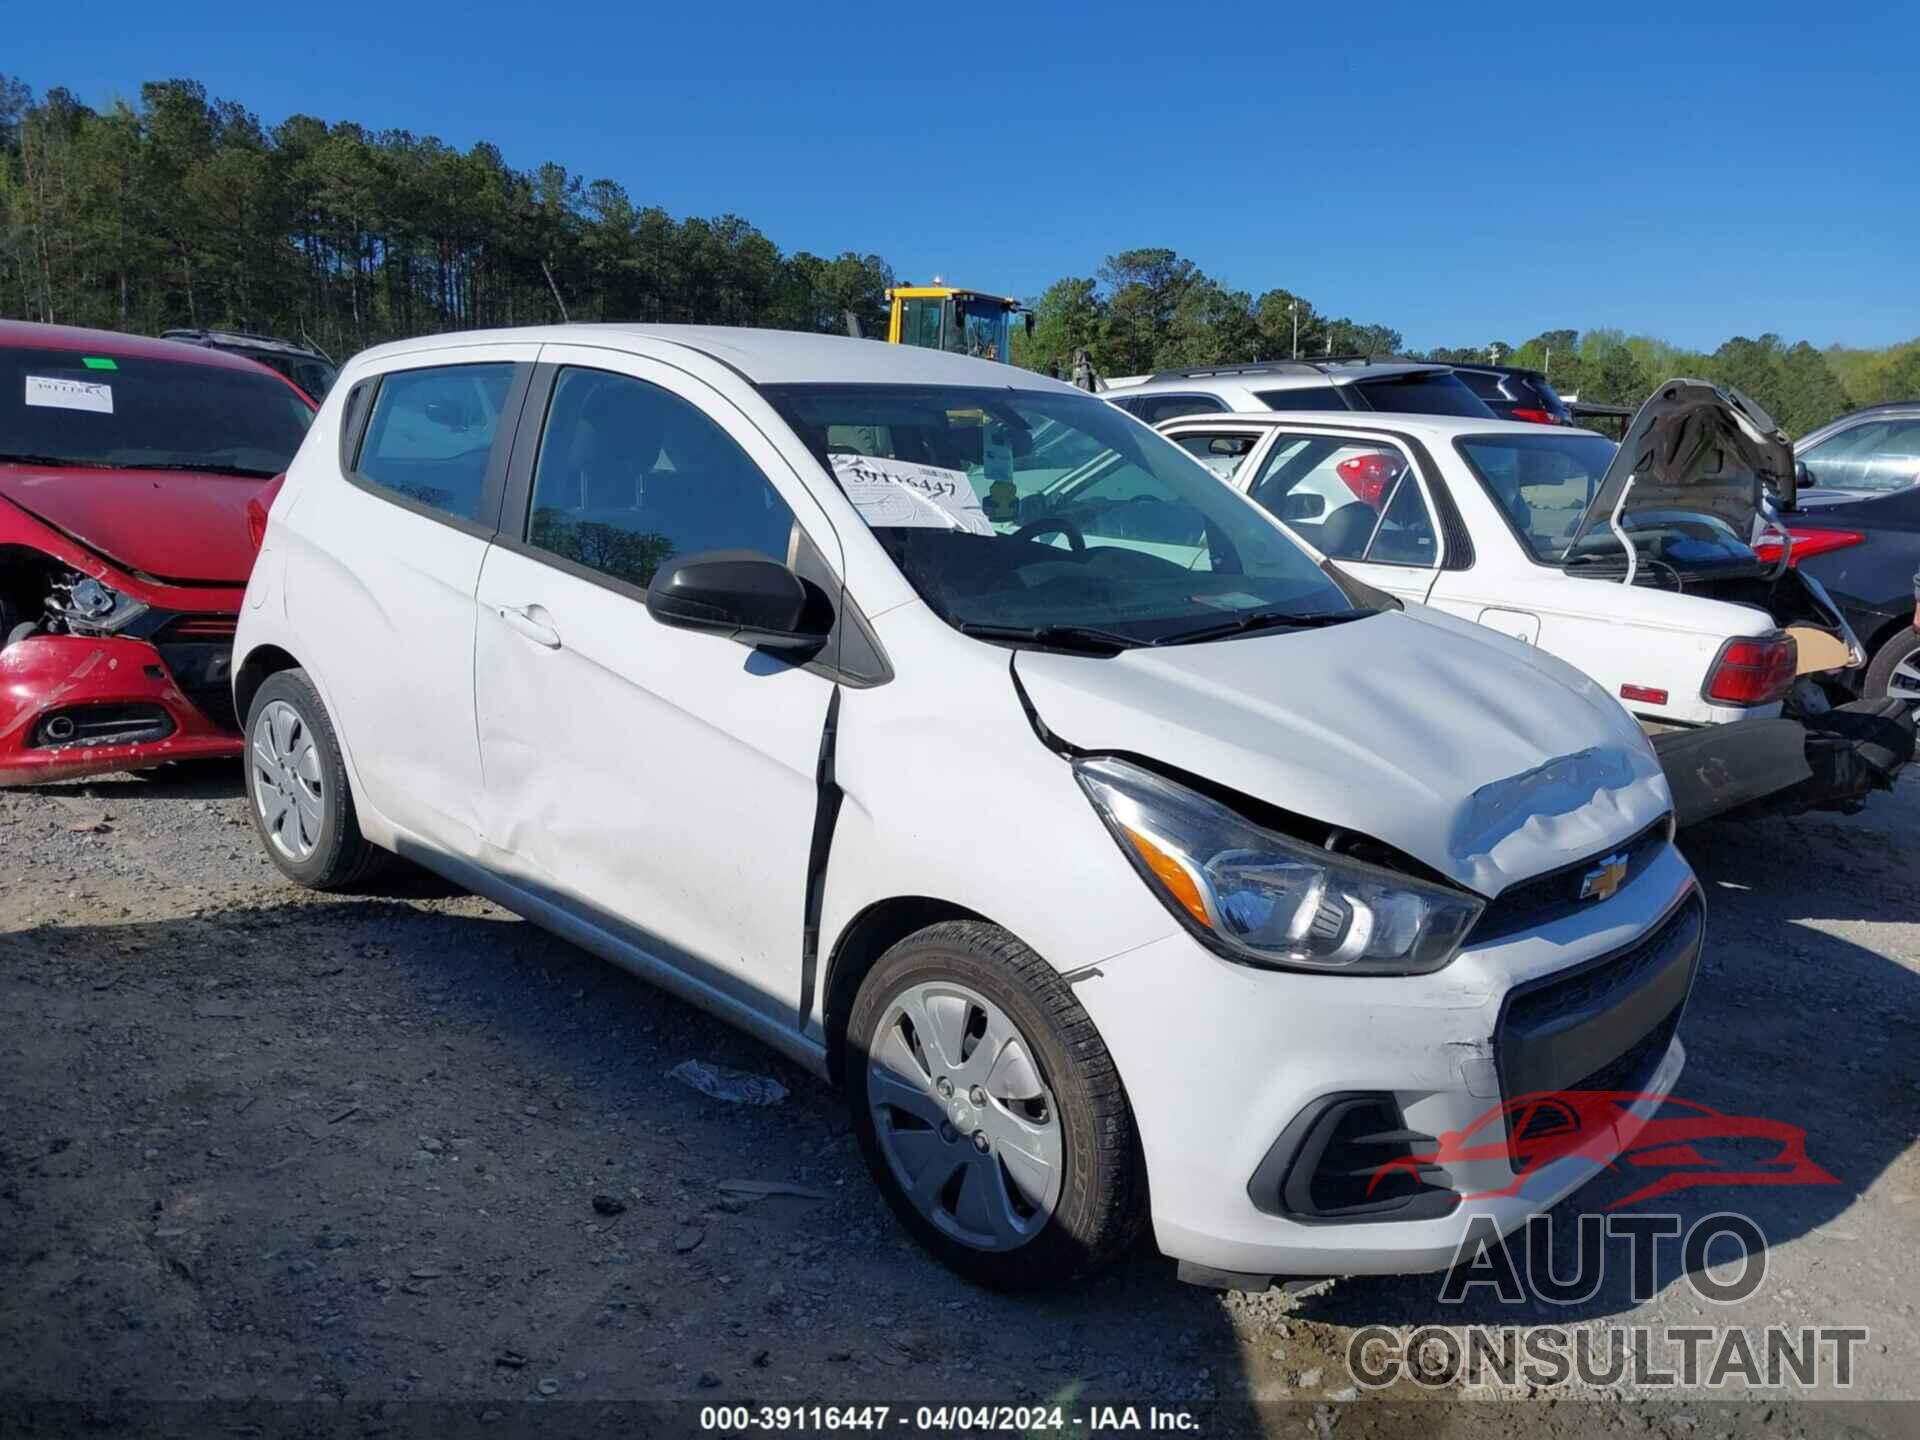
[244,668,384,890]
[1863,628,1920,713]
[846,920,1144,1289]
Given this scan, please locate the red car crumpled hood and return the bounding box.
[0,463,265,584]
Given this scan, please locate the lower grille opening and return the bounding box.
[32,703,174,749]
[1249,1092,1460,1224]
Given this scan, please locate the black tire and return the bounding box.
[243,668,385,891]
[1862,626,1920,707]
[846,919,1146,1289]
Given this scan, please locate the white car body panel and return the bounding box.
[1157,411,1791,727]
[237,325,1702,1282]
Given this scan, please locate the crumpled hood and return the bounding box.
[0,464,264,584]
[1569,379,1795,551]
[1015,607,1671,896]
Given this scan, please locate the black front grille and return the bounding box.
[1495,891,1703,1116]
[1470,816,1672,943]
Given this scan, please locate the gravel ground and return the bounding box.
[1,760,1916,1438]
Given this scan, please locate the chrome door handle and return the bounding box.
[498,604,561,649]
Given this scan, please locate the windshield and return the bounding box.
[3,347,314,476]
[764,384,1361,647]
[1456,433,1620,561]
[1456,430,1760,574]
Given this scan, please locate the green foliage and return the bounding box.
[1827,338,1920,408]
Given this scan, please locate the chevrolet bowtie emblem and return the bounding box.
[1580,854,1630,902]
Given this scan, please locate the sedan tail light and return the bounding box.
[1335,452,1404,508]
[1508,407,1565,426]
[1751,527,1866,567]
[1704,635,1797,706]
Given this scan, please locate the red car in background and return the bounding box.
[0,321,315,786]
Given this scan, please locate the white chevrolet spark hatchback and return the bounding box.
[235,326,1700,1290]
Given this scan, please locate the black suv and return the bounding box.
[161,329,338,402]
[1442,362,1575,425]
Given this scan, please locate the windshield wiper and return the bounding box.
[1157,608,1371,647]
[956,620,1143,654]
[121,462,280,478]
[0,452,115,468]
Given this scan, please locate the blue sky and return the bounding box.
[11,1,1917,352]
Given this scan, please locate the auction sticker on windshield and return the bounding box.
[830,453,993,535]
[24,374,114,415]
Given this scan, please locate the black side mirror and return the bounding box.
[1788,459,1809,511]
[646,551,832,651]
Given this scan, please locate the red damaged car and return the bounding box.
[0,321,315,785]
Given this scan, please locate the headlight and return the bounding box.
[1075,756,1484,975]
[51,572,148,634]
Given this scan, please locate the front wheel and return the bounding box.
[846,920,1145,1289]
[244,668,385,891]
[1863,627,1920,713]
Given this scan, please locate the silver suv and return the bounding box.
[1102,358,1495,424]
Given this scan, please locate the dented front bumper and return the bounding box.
[1652,697,1917,828]
[1074,836,1701,1281]
[0,634,241,786]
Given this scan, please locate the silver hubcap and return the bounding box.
[251,700,324,862]
[1888,650,1920,713]
[867,980,1064,1251]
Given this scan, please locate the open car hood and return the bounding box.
[1013,607,1671,896]
[1567,380,1795,555]
[0,463,264,585]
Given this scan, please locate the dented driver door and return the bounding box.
[471,343,843,1029]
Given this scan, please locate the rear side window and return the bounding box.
[1254,385,1344,412]
[522,367,797,592]
[1247,434,1435,564]
[1131,393,1227,424]
[1350,373,1493,418]
[354,363,516,522]
[1799,419,1920,493]
[1452,369,1506,400]
[1171,431,1261,479]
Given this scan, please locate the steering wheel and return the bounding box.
[1011,517,1086,554]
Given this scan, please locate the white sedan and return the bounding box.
[1154,388,1914,825]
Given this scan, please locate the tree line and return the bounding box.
[3,74,1916,437]
[0,76,895,359]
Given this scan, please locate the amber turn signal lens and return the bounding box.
[1119,825,1213,930]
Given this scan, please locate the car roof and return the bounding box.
[1442,361,1550,383]
[162,327,330,360]
[348,324,1088,392]
[1102,359,1447,396]
[1154,408,1611,443]
[0,318,280,373]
